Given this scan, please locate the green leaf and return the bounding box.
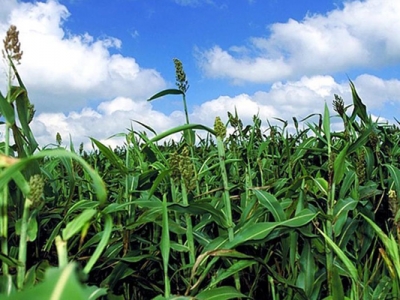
[147,89,184,101]
[323,102,331,144]
[349,80,369,125]
[316,227,359,283]
[0,274,16,296]
[227,209,317,248]
[333,198,358,236]
[253,190,286,221]
[8,263,95,300]
[385,164,400,195]
[333,144,349,185]
[209,260,257,288]
[0,149,107,204]
[0,253,23,268]
[296,241,316,297]
[14,86,38,153]
[313,177,328,196]
[15,217,38,241]
[196,286,249,300]
[144,124,216,146]
[83,214,113,274]
[62,209,96,241]
[0,90,15,125]
[331,266,345,300]
[90,138,128,174]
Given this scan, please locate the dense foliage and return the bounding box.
[1,25,400,299]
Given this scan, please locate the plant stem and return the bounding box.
[0,61,13,275]
[55,236,68,268]
[216,135,241,292]
[181,181,195,266]
[17,198,32,290]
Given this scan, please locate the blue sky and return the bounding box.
[1,0,400,148]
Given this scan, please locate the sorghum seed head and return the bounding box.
[173,58,189,93]
[56,132,62,146]
[29,175,44,209]
[388,189,398,218]
[333,94,345,117]
[214,116,226,139]
[2,25,23,64]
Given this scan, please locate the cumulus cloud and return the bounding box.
[29,73,400,150]
[31,96,185,149]
[0,0,166,112]
[198,0,400,83]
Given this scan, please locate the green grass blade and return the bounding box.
[144,124,216,146]
[62,209,96,241]
[316,227,359,282]
[83,214,112,274]
[196,286,249,300]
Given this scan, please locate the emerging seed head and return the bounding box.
[168,147,196,191]
[56,132,62,146]
[388,189,398,218]
[332,94,345,117]
[214,116,226,139]
[29,174,44,209]
[2,25,23,64]
[173,58,189,93]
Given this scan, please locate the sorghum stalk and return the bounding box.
[214,117,241,291]
[214,117,234,240]
[17,175,43,290]
[181,181,195,266]
[17,197,32,290]
[1,25,23,275]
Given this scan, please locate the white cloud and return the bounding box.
[31,96,185,149]
[30,73,400,150]
[198,0,400,83]
[0,0,166,112]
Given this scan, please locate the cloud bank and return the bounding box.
[0,0,399,150]
[198,0,400,83]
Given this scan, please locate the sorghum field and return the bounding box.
[1,25,400,300]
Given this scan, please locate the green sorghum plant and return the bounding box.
[214,116,241,291]
[168,147,196,265]
[1,25,23,275]
[17,175,44,290]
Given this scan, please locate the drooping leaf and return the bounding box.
[147,89,184,101]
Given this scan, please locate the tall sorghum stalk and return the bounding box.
[323,103,335,296]
[214,117,241,291]
[169,148,196,266]
[1,25,23,275]
[173,59,201,195]
[17,175,44,290]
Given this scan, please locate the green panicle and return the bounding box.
[214,116,226,139]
